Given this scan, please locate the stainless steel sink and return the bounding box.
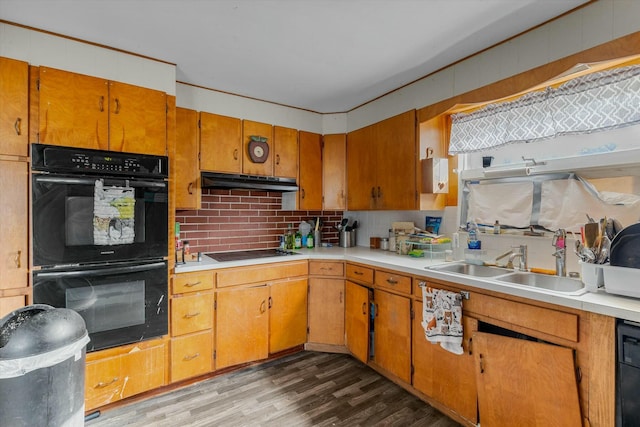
[428,262,511,277]
[496,272,585,294]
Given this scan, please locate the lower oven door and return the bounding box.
[33,260,168,352]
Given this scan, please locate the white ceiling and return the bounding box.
[0,0,589,113]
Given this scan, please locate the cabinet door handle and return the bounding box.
[468,337,473,355]
[361,302,366,315]
[183,353,200,361]
[375,303,379,317]
[188,182,194,195]
[371,187,376,199]
[479,354,485,374]
[95,377,119,388]
[184,280,201,287]
[386,278,398,285]
[15,250,21,268]
[114,98,120,114]
[339,291,343,304]
[268,296,273,309]
[183,311,201,319]
[14,118,21,135]
[301,188,305,199]
[377,186,382,198]
[260,300,266,314]
[99,96,104,112]
[276,154,280,165]
[233,149,238,160]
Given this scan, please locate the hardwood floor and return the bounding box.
[86,351,461,427]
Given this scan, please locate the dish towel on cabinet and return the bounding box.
[421,285,464,355]
[93,179,136,245]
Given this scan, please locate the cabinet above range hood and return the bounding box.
[201,172,299,192]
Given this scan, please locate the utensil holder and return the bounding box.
[339,230,357,248]
[314,230,322,246]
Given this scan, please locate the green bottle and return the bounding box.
[306,231,314,248]
[294,230,302,249]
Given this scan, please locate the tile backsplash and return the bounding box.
[176,189,343,253]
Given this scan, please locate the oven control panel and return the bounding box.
[31,143,168,178]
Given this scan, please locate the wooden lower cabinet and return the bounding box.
[373,289,411,383]
[171,331,213,383]
[270,278,308,354]
[473,332,582,427]
[345,280,370,363]
[216,285,270,369]
[412,300,478,424]
[307,278,345,346]
[85,339,166,411]
[0,158,29,317]
[308,260,345,347]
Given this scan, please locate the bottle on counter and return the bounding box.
[286,223,294,250]
[306,231,314,248]
[493,220,501,235]
[388,229,396,252]
[294,230,302,249]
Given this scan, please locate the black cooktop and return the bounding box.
[206,249,300,262]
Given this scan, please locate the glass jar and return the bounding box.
[380,237,389,251]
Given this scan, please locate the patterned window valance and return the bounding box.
[449,64,640,154]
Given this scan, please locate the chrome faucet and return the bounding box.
[495,245,528,271]
[552,229,567,277]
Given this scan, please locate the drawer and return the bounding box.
[217,260,308,288]
[346,263,374,284]
[85,342,165,411]
[375,270,411,294]
[309,261,344,277]
[171,331,213,382]
[171,293,214,336]
[173,271,214,294]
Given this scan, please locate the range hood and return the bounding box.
[201,172,299,192]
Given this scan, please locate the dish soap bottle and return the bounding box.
[306,231,314,248]
[493,220,501,235]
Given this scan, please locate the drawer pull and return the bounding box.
[95,377,119,388]
[320,267,333,271]
[183,353,200,361]
[184,281,201,287]
[354,271,364,276]
[183,312,201,318]
[386,278,398,285]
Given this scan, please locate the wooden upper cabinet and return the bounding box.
[0,57,29,157]
[375,110,417,210]
[175,107,201,210]
[38,66,109,150]
[108,81,167,155]
[322,134,346,210]
[347,110,417,210]
[346,124,376,210]
[298,130,323,210]
[242,120,273,176]
[199,112,241,173]
[273,125,298,178]
[37,66,167,154]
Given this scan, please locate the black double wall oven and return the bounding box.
[31,144,169,352]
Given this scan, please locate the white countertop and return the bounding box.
[175,246,640,323]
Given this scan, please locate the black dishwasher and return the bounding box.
[617,320,640,426]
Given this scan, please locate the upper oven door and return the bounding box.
[32,173,168,267]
